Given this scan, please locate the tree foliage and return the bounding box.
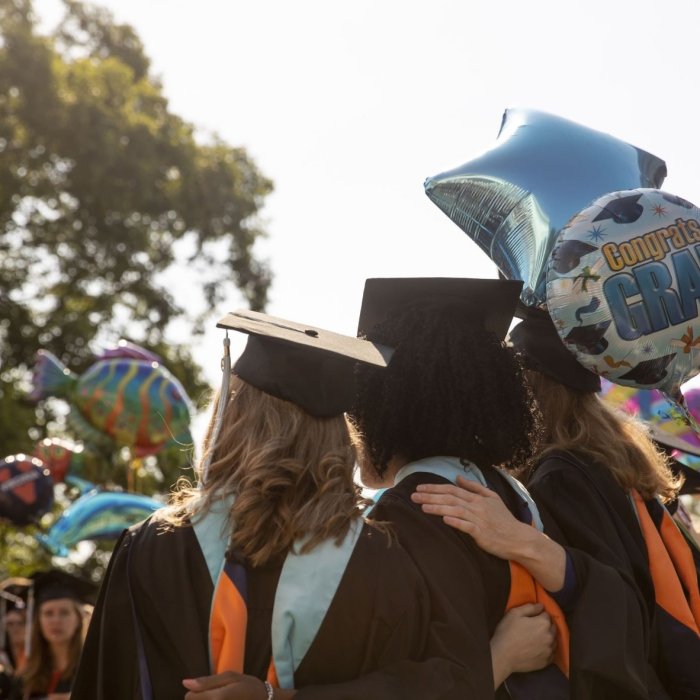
[0,0,273,577]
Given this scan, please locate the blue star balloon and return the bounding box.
[424,109,667,308]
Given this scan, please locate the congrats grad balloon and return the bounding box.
[547,188,700,401]
[424,109,666,308]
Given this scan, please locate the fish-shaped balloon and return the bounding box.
[29,347,193,456]
[39,489,162,556]
[0,455,54,526]
[98,340,162,364]
[33,438,111,484]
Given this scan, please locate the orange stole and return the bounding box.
[506,562,571,676]
[632,490,700,635]
[210,558,279,684]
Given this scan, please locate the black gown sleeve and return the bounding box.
[72,518,213,700]
[71,528,141,700]
[530,457,664,700]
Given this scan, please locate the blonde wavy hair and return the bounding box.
[158,376,370,567]
[527,370,681,502]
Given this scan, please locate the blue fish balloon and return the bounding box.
[40,489,162,556]
[424,109,667,308]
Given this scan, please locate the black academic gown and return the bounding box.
[528,450,695,700]
[369,470,510,700]
[71,514,475,700]
[374,465,660,700]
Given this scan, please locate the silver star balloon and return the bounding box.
[424,109,667,308]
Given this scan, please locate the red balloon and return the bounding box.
[0,454,54,526]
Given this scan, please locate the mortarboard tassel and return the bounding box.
[24,586,33,658]
[201,333,231,485]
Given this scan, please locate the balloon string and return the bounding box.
[201,333,231,486]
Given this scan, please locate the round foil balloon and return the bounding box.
[33,437,111,485]
[424,109,666,308]
[0,455,54,526]
[547,188,700,398]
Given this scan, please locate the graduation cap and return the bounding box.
[30,570,97,607]
[357,278,523,340]
[216,310,394,418]
[0,578,30,612]
[508,308,602,393]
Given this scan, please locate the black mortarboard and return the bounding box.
[216,310,394,418]
[31,570,97,606]
[0,579,30,613]
[357,278,523,340]
[508,308,601,393]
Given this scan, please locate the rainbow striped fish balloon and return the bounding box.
[30,346,193,457]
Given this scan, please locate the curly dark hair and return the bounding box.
[350,303,543,478]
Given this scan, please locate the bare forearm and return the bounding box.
[511,526,566,593]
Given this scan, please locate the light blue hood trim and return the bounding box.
[192,495,363,688]
[394,456,543,531]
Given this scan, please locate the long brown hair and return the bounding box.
[21,599,83,698]
[527,370,681,502]
[159,376,369,567]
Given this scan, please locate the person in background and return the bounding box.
[1,582,29,675]
[3,608,27,681]
[0,581,30,700]
[18,570,95,700]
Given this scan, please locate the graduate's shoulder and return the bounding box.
[529,449,617,494]
[340,519,429,615]
[122,507,196,548]
[120,510,211,585]
[367,474,491,568]
[371,471,451,514]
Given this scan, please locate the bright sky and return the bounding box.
[34,0,700,438]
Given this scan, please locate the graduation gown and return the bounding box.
[375,463,659,700]
[71,514,475,700]
[369,470,510,699]
[528,450,695,700]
